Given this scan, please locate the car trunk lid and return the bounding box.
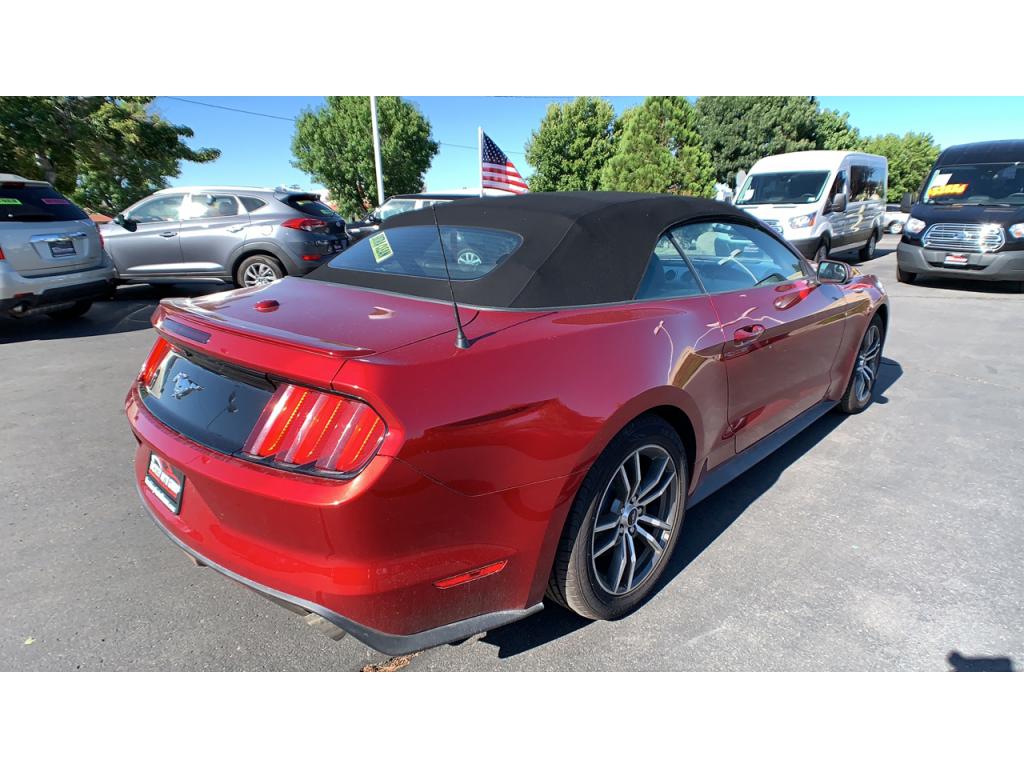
[152,277,478,389]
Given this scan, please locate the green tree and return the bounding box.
[814,108,862,151]
[600,96,715,197]
[0,96,219,215]
[525,97,617,191]
[292,97,439,217]
[859,132,941,202]
[695,96,821,185]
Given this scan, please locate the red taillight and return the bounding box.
[139,337,172,387]
[282,217,329,234]
[0,245,5,260]
[243,384,386,476]
[97,224,105,251]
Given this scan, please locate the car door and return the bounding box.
[104,194,184,276]
[822,168,851,247]
[672,220,849,453]
[178,193,250,276]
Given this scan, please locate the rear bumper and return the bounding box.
[897,242,1024,282]
[126,385,568,651]
[0,262,115,311]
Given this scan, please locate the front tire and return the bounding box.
[859,231,878,261]
[46,300,92,320]
[838,315,885,414]
[236,254,284,288]
[813,240,830,263]
[548,415,687,620]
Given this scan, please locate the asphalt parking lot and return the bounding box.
[2,234,1022,671]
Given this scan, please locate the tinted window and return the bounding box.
[323,225,521,281]
[635,235,703,300]
[851,164,885,202]
[182,194,239,219]
[737,172,830,205]
[828,170,847,201]
[0,184,89,223]
[671,222,806,294]
[239,196,268,212]
[284,196,337,218]
[130,195,184,223]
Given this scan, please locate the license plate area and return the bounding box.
[944,252,970,266]
[145,453,184,515]
[49,239,77,257]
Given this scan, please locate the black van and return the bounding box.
[897,140,1024,287]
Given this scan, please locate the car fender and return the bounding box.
[231,238,298,276]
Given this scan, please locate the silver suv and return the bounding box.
[102,186,348,288]
[0,174,115,320]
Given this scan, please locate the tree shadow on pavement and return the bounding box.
[0,283,222,344]
[947,651,1015,672]
[481,358,904,659]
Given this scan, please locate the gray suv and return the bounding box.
[1,174,115,320]
[102,186,348,287]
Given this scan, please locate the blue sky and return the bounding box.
[153,97,1024,193]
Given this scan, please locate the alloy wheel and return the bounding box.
[243,262,278,287]
[590,445,678,597]
[853,324,882,403]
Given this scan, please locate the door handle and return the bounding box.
[733,324,766,344]
[159,231,177,238]
[226,225,245,233]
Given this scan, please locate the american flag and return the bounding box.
[481,131,529,194]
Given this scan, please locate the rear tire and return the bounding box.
[896,265,917,284]
[547,415,687,621]
[236,254,284,288]
[45,300,92,320]
[838,315,885,414]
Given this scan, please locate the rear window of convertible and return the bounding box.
[323,225,523,280]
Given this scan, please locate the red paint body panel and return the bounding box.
[127,259,888,644]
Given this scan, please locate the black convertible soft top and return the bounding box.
[311,192,761,309]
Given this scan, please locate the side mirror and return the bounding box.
[829,192,847,214]
[817,259,852,285]
[900,192,913,214]
[114,214,138,232]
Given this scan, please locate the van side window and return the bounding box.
[828,170,847,203]
[850,165,885,202]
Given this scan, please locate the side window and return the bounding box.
[635,234,704,300]
[671,222,806,294]
[866,164,886,201]
[850,165,881,202]
[182,194,240,219]
[129,195,184,223]
[828,170,847,203]
[239,196,268,213]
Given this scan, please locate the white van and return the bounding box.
[735,151,888,262]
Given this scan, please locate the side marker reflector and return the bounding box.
[433,560,508,590]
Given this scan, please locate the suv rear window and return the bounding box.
[0,184,89,223]
[283,195,337,218]
[320,225,522,281]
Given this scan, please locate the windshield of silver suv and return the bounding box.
[736,171,830,205]
[922,162,1024,206]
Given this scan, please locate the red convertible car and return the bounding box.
[126,193,888,653]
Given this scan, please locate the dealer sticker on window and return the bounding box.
[0,198,23,205]
[368,232,394,263]
[145,453,184,514]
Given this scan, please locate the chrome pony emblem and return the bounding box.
[171,371,203,400]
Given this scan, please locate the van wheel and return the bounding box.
[859,232,877,261]
[896,266,917,284]
[814,241,829,262]
[46,300,92,320]
[547,415,687,620]
[236,254,284,288]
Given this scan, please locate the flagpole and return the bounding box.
[478,126,484,197]
[371,96,385,206]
